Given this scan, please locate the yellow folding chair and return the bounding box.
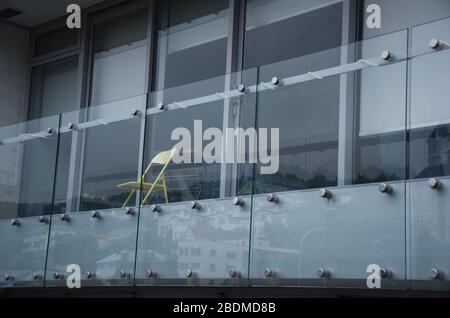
[116,148,176,207]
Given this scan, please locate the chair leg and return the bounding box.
[162,174,168,204]
[122,190,136,208]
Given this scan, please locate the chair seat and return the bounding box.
[116,181,165,191]
[116,148,176,207]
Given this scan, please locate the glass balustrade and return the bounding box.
[0,115,60,287]
[45,96,146,286]
[135,68,257,286]
[250,29,408,289]
[0,20,449,290]
[408,17,450,291]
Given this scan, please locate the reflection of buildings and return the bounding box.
[21,227,47,254]
[425,127,450,176]
[148,207,250,278]
[0,220,48,280]
[96,250,134,278]
[251,215,302,275]
[0,144,20,219]
[177,229,248,278]
[48,215,136,278]
[410,125,450,178]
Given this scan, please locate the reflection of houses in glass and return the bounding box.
[91,220,136,278]
[0,220,49,280]
[251,210,328,276]
[426,128,450,175]
[95,250,134,279]
[156,208,250,278]
[252,214,300,274]
[21,227,47,254]
[47,214,136,279]
[96,253,122,278]
[177,229,248,278]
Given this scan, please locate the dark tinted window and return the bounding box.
[245,0,344,193]
[34,27,79,57]
[244,0,343,68]
[29,56,79,120]
[153,0,229,90]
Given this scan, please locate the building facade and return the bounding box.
[0,0,450,295]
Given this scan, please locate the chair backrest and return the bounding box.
[149,148,177,165]
[141,148,176,181]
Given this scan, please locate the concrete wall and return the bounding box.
[0,22,29,127]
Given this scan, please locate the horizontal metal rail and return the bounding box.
[2,43,448,145]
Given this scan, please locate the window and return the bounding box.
[34,27,79,57]
[245,0,345,193]
[152,0,229,90]
[353,31,408,184]
[0,116,59,219]
[143,0,230,205]
[89,9,149,106]
[179,262,189,270]
[356,2,450,182]
[244,0,344,68]
[226,251,237,259]
[28,56,79,120]
[191,263,201,270]
[25,56,79,217]
[190,247,201,256]
[408,17,450,179]
[73,7,149,212]
[22,25,81,217]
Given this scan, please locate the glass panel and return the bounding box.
[244,0,344,68]
[136,69,257,285]
[45,97,146,286]
[253,30,407,193]
[29,56,79,120]
[0,115,60,219]
[53,96,146,214]
[409,17,450,179]
[408,17,450,291]
[143,69,257,204]
[250,32,408,288]
[136,197,252,285]
[353,30,408,184]
[153,0,229,90]
[144,103,223,203]
[0,115,59,287]
[250,182,406,289]
[45,208,137,287]
[254,47,341,193]
[409,177,450,291]
[0,217,49,287]
[410,16,450,58]
[90,9,149,106]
